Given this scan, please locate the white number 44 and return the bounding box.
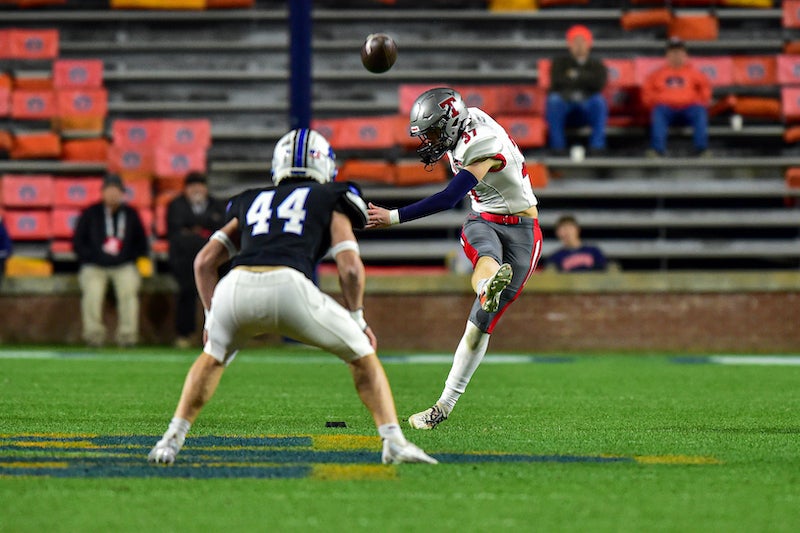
[246,188,310,236]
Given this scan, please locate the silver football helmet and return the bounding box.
[409,87,469,165]
[272,128,337,185]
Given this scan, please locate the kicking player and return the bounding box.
[367,88,543,429]
[149,128,436,465]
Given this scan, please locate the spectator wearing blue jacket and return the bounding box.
[548,215,607,272]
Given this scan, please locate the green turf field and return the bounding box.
[1,346,799,532]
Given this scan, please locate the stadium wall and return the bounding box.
[1,271,799,352]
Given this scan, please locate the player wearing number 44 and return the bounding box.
[149,128,437,466]
[367,87,544,430]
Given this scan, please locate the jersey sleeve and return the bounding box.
[333,182,369,230]
[460,126,505,167]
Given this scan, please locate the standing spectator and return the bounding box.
[0,215,11,285]
[545,24,608,156]
[642,37,712,157]
[167,172,226,348]
[548,215,607,272]
[72,174,149,347]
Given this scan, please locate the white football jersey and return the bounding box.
[447,107,538,214]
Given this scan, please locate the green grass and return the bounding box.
[1,347,799,532]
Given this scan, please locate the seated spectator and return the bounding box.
[72,175,149,347]
[0,215,11,286]
[167,172,226,348]
[548,215,607,272]
[642,37,711,157]
[545,24,608,156]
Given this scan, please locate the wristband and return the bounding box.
[349,308,368,331]
[389,209,400,225]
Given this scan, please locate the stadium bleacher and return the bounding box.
[0,0,799,271]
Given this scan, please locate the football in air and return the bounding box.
[361,33,397,74]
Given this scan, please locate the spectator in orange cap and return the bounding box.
[642,37,711,157]
[545,24,608,156]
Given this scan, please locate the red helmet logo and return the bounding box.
[438,96,460,117]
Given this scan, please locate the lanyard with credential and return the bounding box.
[104,208,126,240]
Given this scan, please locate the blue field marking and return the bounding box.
[0,434,718,479]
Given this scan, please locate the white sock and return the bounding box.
[164,416,191,446]
[475,278,488,297]
[437,322,490,415]
[378,423,406,444]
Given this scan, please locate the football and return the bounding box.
[360,33,397,74]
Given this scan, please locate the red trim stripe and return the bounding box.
[486,220,542,334]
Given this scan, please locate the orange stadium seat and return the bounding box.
[122,179,153,209]
[6,29,59,60]
[312,116,397,151]
[10,132,60,159]
[112,119,161,147]
[154,203,168,237]
[786,167,800,189]
[784,0,800,28]
[394,160,447,187]
[398,84,444,115]
[53,60,104,89]
[50,240,73,256]
[690,56,734,87]
[732,56,777,86]
[603,59,636,88]
[61,138,109,162]
[620,9,672,31]
[154,147,207,177]
[0,84,10,118]
[12,76,53,90]
[11,90,56,120]
[107,145,154,179]
[53,178,103,208]
[783,126,800,144]
[111,0,204,8]
[159,119,212,149]
[154,175,185,194]
[528,162,549,189]
[337,160,395,185]
[536,59,550,89]
[496,116,546,149]
[668,15,719,41]
[3,210,52,240]
[634,57,665,86]
[497,86,546,116]
[777,55,800,85]
[733,97,781,120]
[781,87,800,121]
[55,89,108,133]
[51,207,81,239]
[454,86,501,115]
[1,174,54,207]
[0,130,12,155]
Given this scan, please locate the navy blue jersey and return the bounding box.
[226,179,367,280]
[548,245,607,272]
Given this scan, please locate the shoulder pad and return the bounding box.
[332,181,368,230]
[456,127,504,167]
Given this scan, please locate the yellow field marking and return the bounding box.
[634,455,722,465]
[312,434,381,451]
[312,464,397,480]
[1,461,69,469]
[14,440,95,449]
